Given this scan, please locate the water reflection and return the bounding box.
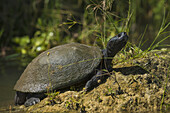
[0,60,25,107]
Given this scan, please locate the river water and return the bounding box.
[0,59,25,108]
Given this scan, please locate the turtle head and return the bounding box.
[106,32,128,57]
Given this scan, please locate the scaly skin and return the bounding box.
[85,32,128,91]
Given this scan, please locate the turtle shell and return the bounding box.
[14,43,102,93]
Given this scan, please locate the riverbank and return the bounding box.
[1,48,169,113]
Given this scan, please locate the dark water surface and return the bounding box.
[0,60,25,107]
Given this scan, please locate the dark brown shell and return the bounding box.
[14,43,102,93]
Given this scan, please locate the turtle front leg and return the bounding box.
[84,70,110,92]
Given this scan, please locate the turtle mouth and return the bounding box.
[106,32,129,52]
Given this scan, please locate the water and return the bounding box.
[0,59,25,107]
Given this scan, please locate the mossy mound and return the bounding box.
[11,49,170,112]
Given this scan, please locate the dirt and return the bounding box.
[3,49,170,113]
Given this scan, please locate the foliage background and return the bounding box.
[0,0,169,57]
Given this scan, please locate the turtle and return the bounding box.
[14,32,128,107]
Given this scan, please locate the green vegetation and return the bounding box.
[0,0,169,58]
[45,91,60,105]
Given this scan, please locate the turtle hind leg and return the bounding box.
[24,97,40,107]
[84,70,110,92]
[15,92,45,106]
[24,93,46,107]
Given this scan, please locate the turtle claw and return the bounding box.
[85,71,109,92]
[24,97,40,107]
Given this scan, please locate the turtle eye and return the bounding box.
[118,33,121,38]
